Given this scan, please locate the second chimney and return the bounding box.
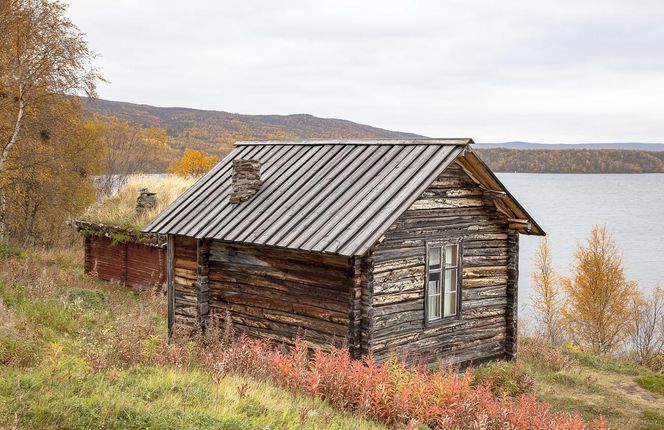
[229,159,263,204]
[136,188,157,213]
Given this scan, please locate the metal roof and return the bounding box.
[143,139,471,256]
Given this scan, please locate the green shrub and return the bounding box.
[635,374,664,395]
[0,240,23,259]
[238,398,269,418]
[470,361,534,397]
[641,409,664,430]
[65,288,108,309]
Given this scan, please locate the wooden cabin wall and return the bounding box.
[204,242,355,350]
[85,236,124,283]
[366,162,516,366]
[85,236,166,292]
[171,235,199,329]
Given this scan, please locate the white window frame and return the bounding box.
[425,240,462,325]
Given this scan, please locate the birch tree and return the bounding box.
[562,226,637,354]
[529,238,564,343]
[96,117,167,197]
[629,285,664,369]
[0,0,101,236]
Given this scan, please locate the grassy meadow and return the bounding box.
[1,243,663,429]
[0,245,383,430]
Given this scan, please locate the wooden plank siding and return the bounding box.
[366,162,516,366]
[85,236,166,292]
[204,242,355,350]
[172,235,199,329]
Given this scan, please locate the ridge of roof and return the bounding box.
[235,138,474,146]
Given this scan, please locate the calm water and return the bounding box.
[496,174,664,308]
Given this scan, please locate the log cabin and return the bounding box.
[143,139,545,366]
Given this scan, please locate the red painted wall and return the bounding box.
[85,236,166,292]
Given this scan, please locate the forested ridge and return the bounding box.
[82,97,420,171]
[476,148,664,173]
[84,99,664,174]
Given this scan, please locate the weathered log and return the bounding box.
[366,165,514,365]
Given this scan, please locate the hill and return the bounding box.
[83,98,664,173]
[82,98,421,158]
[476,147,664,173]
[475,142,664,151]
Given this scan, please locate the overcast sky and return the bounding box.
[67,0,664,142]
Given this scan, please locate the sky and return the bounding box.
[67,0,664,143]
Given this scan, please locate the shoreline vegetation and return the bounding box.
[476,148,664,174]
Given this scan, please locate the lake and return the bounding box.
[497,173,664,309]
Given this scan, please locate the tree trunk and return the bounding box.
[0,88,24,239]
[0,189,6,240]
[1,90,24,172]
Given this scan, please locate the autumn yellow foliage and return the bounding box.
[562,226,638,354]
[0,0,101,244]
[1,99,104,245]
[170,149,219,177]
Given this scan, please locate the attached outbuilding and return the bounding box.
[143,139,544,366]
[72,176,195,293]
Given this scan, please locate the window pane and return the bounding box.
[429,272,441,293]
[428,284,441,320]
[445,244,458,267]
[434,293,442,319]
[428,271,442,320]
[427,290,433,318]
[444,292,457,316]
[444,269,457,293]
[428,279,439,296]
[429,247,441,270]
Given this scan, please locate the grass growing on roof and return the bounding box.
[80,175,196,231]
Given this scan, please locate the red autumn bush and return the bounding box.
[159,333,608,430]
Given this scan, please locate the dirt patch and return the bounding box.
[611,380,661,402]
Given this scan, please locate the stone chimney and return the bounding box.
[229,159,263,204]
[136,188,157,213]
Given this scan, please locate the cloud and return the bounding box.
[67,0,664,142]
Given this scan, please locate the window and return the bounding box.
[426,242,460,322]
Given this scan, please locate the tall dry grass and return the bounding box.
[80,174,196,230]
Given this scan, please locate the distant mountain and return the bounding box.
[83,98,422,157]
[83,98,664,173]
[475,141,664,151]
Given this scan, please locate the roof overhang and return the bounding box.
[454,148,545,236]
